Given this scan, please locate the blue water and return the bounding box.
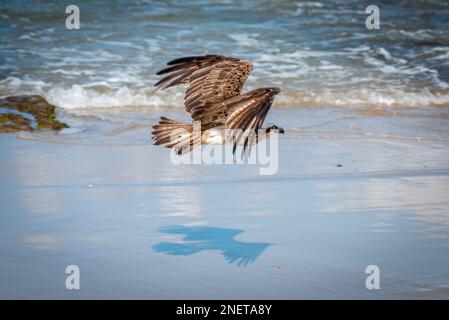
[0,0,448,109]
[1,1,449,299]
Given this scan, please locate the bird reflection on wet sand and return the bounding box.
[153,226,271,267]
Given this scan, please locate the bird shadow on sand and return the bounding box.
[153,225,272,267]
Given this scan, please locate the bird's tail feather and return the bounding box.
[151,116,199,154]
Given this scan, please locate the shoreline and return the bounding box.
[1,104,449,298]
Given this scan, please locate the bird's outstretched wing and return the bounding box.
[196,87,280,153]
[155,55,253,126]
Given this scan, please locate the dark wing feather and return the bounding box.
[154,55,253,122]
[154,55,226,89]
[194,87,279,153]
[155,55,240,88]
[224,88,280,153]
[186,60,253,121]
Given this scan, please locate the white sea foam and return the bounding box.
[44,85,183,109]
[399,29,434,41]
[296,2,323,8]
[39,85,449,110]
[228,34,260,47]
[2,23,449,111]
[428,48,449,61]
[2,73,448,110]
[277,88,449,108]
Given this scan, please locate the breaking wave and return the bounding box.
[1,0,448,110]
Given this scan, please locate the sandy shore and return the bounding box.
[1,106,449,299]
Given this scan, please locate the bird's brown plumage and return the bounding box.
[152,55,281,154]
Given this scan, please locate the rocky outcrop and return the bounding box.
[0,95,68,133]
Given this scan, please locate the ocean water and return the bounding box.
[1,1,449,300]
[0,0,449,110]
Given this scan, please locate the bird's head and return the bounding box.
[266,87,281,94]
[265,124,285,135]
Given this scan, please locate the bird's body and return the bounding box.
[201,127,225,144]
[151,55,283,154]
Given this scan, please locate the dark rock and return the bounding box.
[0,95,68,133]
[0,113,33,133]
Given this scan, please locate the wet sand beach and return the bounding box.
[1,106,449,299]
[1,0,449,299]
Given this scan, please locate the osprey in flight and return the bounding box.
[151,55,283,154]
